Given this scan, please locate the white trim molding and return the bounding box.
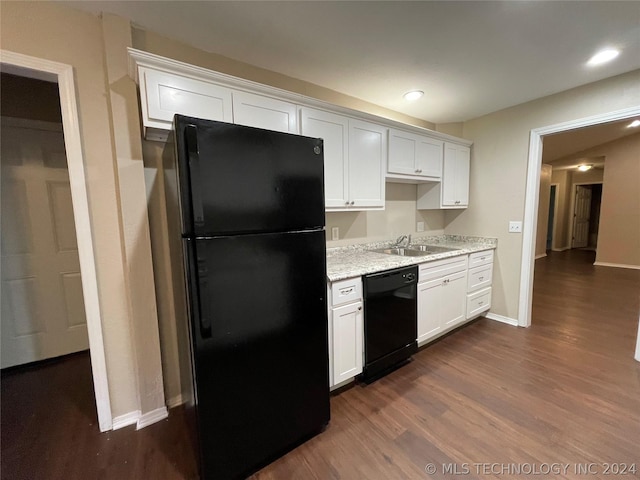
[166,394,186,409]
[1,50,113,431]
[551,246,571,252]
[485,313,519,327]
[519,105,640,328]
[593,262,640,270]
[535,253,547,260]
[112,411,140,431]
[137,407,169,430]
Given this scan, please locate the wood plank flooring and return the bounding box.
[2,249,639,479]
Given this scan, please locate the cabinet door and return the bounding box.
[417,279,443,344]
[140,67,233,129]
[300,108,349,209]
[442,143,470,207]
[331,301,363,385]
[232,91,298,134]
[441,270,468,328]
[416,136,443,178]
[388,129,419,175]
[348,119,386,209]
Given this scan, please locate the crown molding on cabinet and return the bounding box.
[127,48,472,147]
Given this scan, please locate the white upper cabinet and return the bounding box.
[387,128,443,182]
[417,142,470,209]
[300,108,385,211]
[441,143,470,207]
[300,108,349,209]
[348,119,386,209]
[232,91,298,134]
[139,67,232,136]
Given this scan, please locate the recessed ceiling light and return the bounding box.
[403,90,424,101]
[627,119,640,128]
[587,49,620,66]
[577,164,593,172]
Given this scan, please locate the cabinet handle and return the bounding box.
[350,201,355,205]
[358,306,362,311]
[339,287,354,295]
[415,169,420,173]
[345,201,350,205]
[480,257,486,261]
[479,276,484,281]
[418,169,423,173]
[479,301,484,305]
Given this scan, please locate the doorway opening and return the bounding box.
[1,51,111,432]
[1,73,99,452]
[570,183,603,251]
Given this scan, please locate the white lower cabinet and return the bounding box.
[417,258,468,345]
[328,277,363,388]
[466,250,494,319]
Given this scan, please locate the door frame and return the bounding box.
[1,50,112,431]
[518,105,640,328]
[567,182,602,250]
[548,183,559,251]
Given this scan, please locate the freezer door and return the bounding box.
[185,230,330,480]
[174,115,325,236]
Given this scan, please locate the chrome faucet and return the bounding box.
[394,235,411,248]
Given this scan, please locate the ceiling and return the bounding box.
[543,118,640,170]
[60,1,640,124]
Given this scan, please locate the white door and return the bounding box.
[415,136,443,178]
[1,122,88,368]
[442,143,470,207]
[441,271,468,328]
[572,185,592,248]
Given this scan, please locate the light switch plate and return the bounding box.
[417,221,425,232]
[331,227,339,240]
[509,221,523,233]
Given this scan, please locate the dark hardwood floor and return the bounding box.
[2,249,639,479]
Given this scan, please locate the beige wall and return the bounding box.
[326,184,445,246]
[0,2,140,417]
[535,164,553,257]
[449,70,640,320]
[550,169,571,249]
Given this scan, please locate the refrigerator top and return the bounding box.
[173,115,326,237]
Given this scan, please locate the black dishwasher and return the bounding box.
[362,265,417,382]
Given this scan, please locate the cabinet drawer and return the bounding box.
[466,287,491,319]
[469,250,493,268]
[419,255,468,283]
[330,277,363,307]
[468,264,493,292]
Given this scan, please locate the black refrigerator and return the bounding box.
[170,115,330,479]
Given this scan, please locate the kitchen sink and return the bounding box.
[371,245,461,257]
[371,247,431,256]
[409,244,461,253]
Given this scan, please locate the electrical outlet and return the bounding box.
[509,221,523,233]
[417,221,425,232]
[331,227,339,241]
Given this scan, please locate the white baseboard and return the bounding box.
[137,406,168,430]
[551,246,570,252]
[112,410,140,430]
[535,253,547,260]
[485,312,519,326]
[594,261,640,270]
[167,394,186,408]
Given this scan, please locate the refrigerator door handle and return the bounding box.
[185,124,205,227]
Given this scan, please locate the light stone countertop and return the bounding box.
[326,235,497,282]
